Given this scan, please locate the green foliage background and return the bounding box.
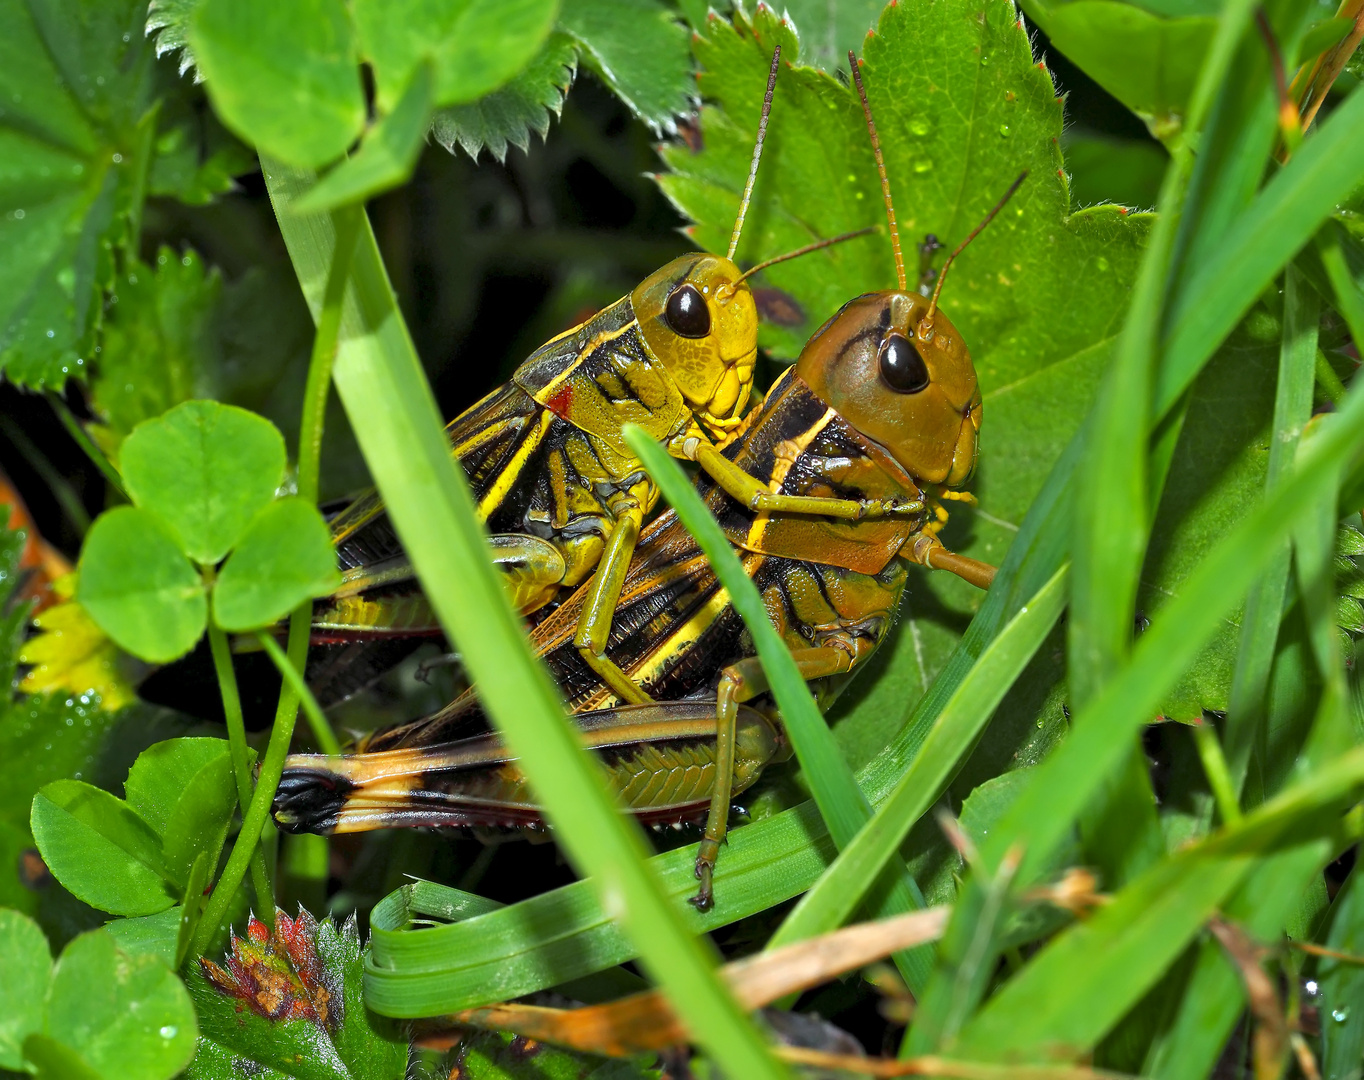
[0,0,1361,1078]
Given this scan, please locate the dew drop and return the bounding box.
[45,329,54,338]
[1333,1007,1350,1023]
[111,152,122,163]
[913,159,933,174]
[999,124,1011,137]
[980,53,990,65]
[1005,91,1016,103]
[12,208,24,220]
[160,1026,178,1039]
[1095,257,1110,271]
[909,116,931,137]
[846,173,857,184]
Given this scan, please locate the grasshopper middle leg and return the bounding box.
[691,645,859,911]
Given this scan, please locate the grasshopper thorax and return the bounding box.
[632,253,758,442]
[796,290,981,489]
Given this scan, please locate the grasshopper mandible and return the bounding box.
[307,47,894,708]
[275,55,1020,909]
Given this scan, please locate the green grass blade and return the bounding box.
[769,566,1068,949]
[1156,83,1364,416]
[259,156,790,1079]
[623,425,932,991]
[1319,862,1364,1076]
[976,376,1364,893]
[1318,224,1364,352]
[1225,264,1319,797]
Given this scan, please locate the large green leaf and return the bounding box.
[120,400,287,565]
[559,0,692,132]
[30,781,176,917]
[124,738,238,884]
[0,0,156,388]
[212,497,341,631]
[776,0,887,72]
[0,908,50,1071]
[76,506,207,664]
[352,0,558,112]
[43,929,197,1080]
[189,0,366,168]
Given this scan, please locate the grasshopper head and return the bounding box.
[795,291,981,488]
[633,254,758,441]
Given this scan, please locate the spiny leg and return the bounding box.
[684,437,923,520]
[691,646,856,911]
[573,498,653,705]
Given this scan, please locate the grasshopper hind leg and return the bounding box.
[488,534,570,613]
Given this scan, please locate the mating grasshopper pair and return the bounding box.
[275,50,1019,908]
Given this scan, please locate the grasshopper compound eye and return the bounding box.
[664,283,712,338]
[878,333,930,393]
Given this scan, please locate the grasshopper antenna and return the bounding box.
[727,45,782,261]
[849,51,906,292]
[735,225,879,283]
[926,171,1028,322]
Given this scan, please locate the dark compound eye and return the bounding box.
[878,333,931,393]
[664,283,711,338]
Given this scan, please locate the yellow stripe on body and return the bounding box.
[533,318,642,404]
[477,408,556,518]
[744,407,840,551]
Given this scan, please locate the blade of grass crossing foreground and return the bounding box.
[770,566,1068,949]
[1157,83,1364,415]
[1318,863,1364,1076]
[909,378,1364,1054]
[1318,225,1364,351]
[1068,0,1260,890]
[1225,265,1319,800]
[260,158,788,1077]
[624,427,933,992]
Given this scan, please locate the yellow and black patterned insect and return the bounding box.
[308,48,892,708]
[275,54,1019,908]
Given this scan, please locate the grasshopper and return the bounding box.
[308,47,893,708]
[275,57,1016,908]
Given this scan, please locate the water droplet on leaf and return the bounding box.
[999,124,1011,137]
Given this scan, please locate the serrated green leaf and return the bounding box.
[31,781,176,916]
[44,929,197,1080]
[0,0,158,388]
[147,77,254,204]
[186,909,407,1080]
[0,908,51,1070]
[90,250,223,463]
[189,0,365,168]
[120,400,287,565]
[560,0,692,131]
[147,0,201,79]
[292,61,435,215]
[432,31,577,162]
[778,0,887,72]
[76,506,207,664]
[353,0,558,112]
[212,498,341,632]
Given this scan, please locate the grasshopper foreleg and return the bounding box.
[691,645,858,911]
[574,495,653,705]
[682,437,923,521]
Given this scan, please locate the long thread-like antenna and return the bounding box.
[849,51,906,292]
[925,171,1028,322]
[727,46,782,260]
[735,226,879,283]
